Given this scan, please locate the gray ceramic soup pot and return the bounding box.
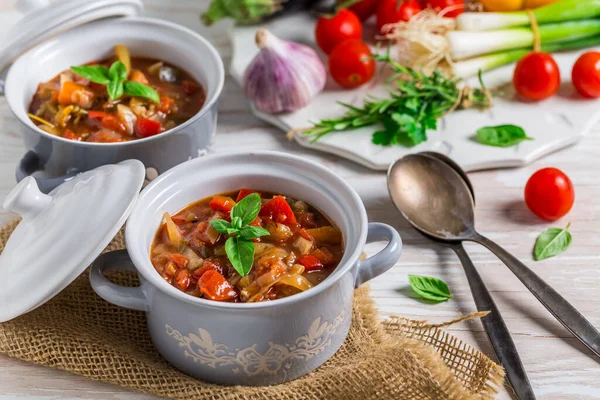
[89,151,402,386]
[4,17,224,194]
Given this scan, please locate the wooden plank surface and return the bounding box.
[0,0,599,398]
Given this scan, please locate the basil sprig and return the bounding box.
[71,61,160,103]
[534,223,572,261]
[210,193,270,277]
[476,124,534,147]
[408,275,452,302]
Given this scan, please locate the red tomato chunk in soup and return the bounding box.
[150,190,344,303]
[28,45,205,143]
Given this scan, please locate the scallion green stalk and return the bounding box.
[201,0,283,26]
[457,0,600,31]
[449,19,600,60]
[452,34,600,78]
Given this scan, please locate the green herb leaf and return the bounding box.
[123,81,160,103]
[408,275,452,302]
[534,223,572,261]
[107,80,124,101]
[476,125,533,147]
[225,236,255,277]
[231,193,262,226]
[70,65,110,85]
[239,226,270,240]
[108,61,128,82]
[231,216,243,230]
[210,219,231,234]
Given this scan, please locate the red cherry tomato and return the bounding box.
[135,118,162,138]
[525,168,575,221]
[338,0,378,21]
[315,9,362,54]
[572,51,600,98]
[513,52,561,101]
[328,39,375,89]
[376,0,422,33]
[425,0,464,17]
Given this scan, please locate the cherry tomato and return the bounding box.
[135,118,162,138]
[513,52,561,101]
[425,0,464,17]
[525,168,574,221]
[328,39,375,89]
[572,51,600,98]
[315,8,362,54]
[376,0,422,33]
[338,0,378,20]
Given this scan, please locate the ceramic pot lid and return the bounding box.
[0,0,144,74]
[0,160,145,322]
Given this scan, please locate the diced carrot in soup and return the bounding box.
[58,81,95,108]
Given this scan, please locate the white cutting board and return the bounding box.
[229,13,600,171]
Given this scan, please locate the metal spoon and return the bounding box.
[387,154,600,361]
[415,152,535,400]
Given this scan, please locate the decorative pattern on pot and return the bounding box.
[165,312,345,376]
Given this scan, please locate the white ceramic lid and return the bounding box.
[0,160,146,322]
[0,0,144,74]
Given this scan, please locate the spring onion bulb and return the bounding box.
[449,20,600,60]
[457,0,600,31]
[452,34,600,78]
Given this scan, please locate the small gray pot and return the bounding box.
[3,17,224,193]
[89,151,402,386]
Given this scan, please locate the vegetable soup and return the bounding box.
[151,189,344,303]
[28,45,205,142]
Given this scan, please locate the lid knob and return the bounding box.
[3,177,52,220]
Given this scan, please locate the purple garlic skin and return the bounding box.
[243,29,326,114]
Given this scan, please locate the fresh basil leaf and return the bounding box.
[225,237,255,277]
[231,193,261,226]
[70,65,110,85]
[534,223,572,261]
[476,124,533,147]
[209,219,231,234]
[123,81,160,103]
[108,61,128,82]
[107,79,124,101]
[408,275,452,302]
[231,216,243,230]
[239,226,270,240]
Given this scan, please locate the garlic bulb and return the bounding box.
[243,29,326,114]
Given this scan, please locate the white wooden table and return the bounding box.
[1,1,599,398]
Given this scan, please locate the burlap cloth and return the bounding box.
[0,220,504,399]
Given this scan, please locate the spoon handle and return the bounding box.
[473,234,600,359]
[453,244,536,400]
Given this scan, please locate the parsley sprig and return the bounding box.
[304,50,492,147]
[71,61,160,103]
[209,193,270,277]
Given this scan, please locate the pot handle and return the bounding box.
[89,249,149,312]
[16,150,79,194]
[354,223,402,288]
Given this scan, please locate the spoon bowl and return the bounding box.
[387,154,475,240]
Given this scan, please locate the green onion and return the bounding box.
[449,19,600,60]
[201,0,283,26]
[457,0,600,31]
[452,34,600,78]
